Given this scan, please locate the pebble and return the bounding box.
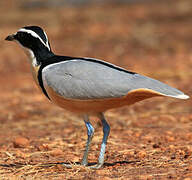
[137,151,147,158]
[165,136,175,142]
[37,144,50,151]
[184,178,192,180]
[50,149,63,156]
[13,137,30,148]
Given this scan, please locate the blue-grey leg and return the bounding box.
[81,115,94,166]
[91,112,110,169]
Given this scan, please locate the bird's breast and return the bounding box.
[31,64,41,87]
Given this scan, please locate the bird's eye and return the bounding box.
[16,32,24,39]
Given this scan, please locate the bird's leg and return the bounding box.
[81,115,94,166]
[90,112,110,169]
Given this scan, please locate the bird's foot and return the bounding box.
[81,158,103,169]
[61,162,103,169]
[88,163,103,169]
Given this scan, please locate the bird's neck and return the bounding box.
[24,47,54,67]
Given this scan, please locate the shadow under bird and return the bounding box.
[5,26,189,169]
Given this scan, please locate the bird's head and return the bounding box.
[5,26,53,66]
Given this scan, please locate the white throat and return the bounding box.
[24,48,38,67]
[15,39,38,67]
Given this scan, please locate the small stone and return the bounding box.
[178,150,185,156]
[37,144,50,151]
[153,143,160,148]
[171,154,176,159]
[166,136,175,142]
[135,132,141,138]
[184,153,190,159]
[137,151,147,158]
[166,131,173,135]
[50,149,63,156]
[13,137,30,148]
[184,178,192,180]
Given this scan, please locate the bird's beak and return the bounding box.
[5,34,15,41]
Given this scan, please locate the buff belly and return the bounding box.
[44,85,163,114]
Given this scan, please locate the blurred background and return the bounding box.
[0,0,192,179]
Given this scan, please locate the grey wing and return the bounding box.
[42,59,188,100]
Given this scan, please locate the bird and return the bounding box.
[5,26,189,169]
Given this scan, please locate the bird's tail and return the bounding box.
[131,74,189,99]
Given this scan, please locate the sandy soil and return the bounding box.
[0,0,192,179]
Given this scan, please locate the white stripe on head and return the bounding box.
[18,28,50,51]
[43,31,50,49]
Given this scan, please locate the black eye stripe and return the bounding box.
[17,32,25,38]
[15,26,51,51]
[15,32,41,50]
[16,32,37,42]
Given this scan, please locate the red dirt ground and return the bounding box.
[0,0,192,179]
